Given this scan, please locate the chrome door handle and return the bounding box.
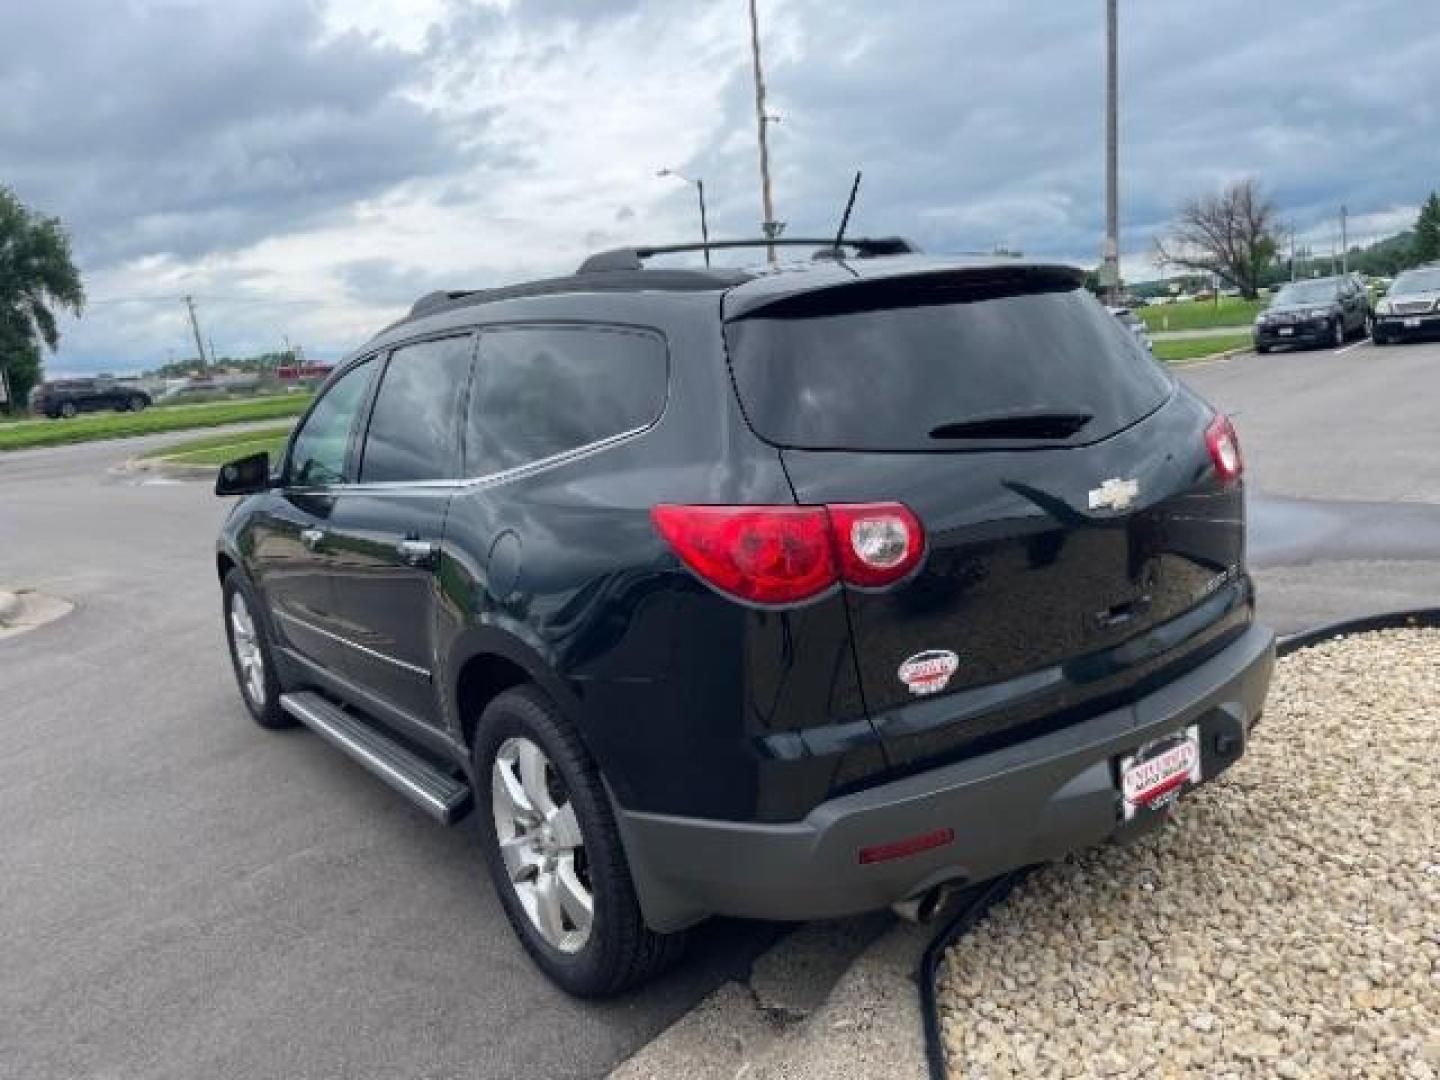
[300,527,325,551]
[397,538,438,565]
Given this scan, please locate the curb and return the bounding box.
[118,456,220,481]
[917,606,1440,1080]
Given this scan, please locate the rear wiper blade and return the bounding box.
[928,412,1093,441]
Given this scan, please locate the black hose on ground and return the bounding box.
[917,607,1440,1080]
[918,869,1033,1080]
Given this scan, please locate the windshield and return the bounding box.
[1272,281,1338,306]
[1391,268,1440,295]
[725,276,1171,452]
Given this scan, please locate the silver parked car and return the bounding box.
[1108,306,1153,351]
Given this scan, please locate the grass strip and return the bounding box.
[0,395,311,452]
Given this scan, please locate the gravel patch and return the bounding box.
[938,628,1440,1079]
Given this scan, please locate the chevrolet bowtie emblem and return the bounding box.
[1088,477,1140,511]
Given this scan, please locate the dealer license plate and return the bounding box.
[1278,327,1294,336]
[1119,726,1201,821]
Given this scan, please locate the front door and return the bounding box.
[249,357,376,672]
[320,335,474,728]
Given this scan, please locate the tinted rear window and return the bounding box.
[725,275,1170,451]
[465,326,667,475]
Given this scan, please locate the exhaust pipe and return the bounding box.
[892,883,954,924]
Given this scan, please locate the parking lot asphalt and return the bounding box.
[3,338,1438,1080]
[1180,338,1440,630]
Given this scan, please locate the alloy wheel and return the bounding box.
[229,592,266,706]
[492,736,593,954]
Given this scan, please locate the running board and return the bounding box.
[280,691,472,824]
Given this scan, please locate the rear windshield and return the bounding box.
[725,273,1171,451]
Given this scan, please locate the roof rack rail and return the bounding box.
[577,236,919,274]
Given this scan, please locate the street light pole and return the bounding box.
[1102,0,1121,303]
[747,0,780,265]
[657,169,711,265]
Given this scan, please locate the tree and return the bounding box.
[1413,192,1440,265]
[1154,178,1279,299]
[0,187,84,411]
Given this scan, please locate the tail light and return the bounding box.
[1204,414,1243,482]
[651,502,924,606]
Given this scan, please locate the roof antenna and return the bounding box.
[831,170,863,256]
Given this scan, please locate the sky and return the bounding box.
[3,0,1438,376]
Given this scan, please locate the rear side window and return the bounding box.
[465,326,666,475]
[725,273,1171,451]
[360,336,473,482]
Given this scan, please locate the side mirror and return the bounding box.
[215,451,273,497]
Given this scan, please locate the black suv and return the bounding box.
[30,378,151,418]
[215,239,1275,995]
[1253,274,1372,352]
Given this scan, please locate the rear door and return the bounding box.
[321,334,474,726]
[725,268,1247,767]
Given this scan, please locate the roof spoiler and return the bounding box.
[577,237,920,274]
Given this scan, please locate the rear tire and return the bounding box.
[60,401,77,419]
[473,685,687,997]
[1255,344,1271,354]
[131,395,148,412]
[221,570,293,730]
[1332,319,1345,348]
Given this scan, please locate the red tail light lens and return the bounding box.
[1205,414,1243,482]
[651,502,925,605]
[651,505,837,605]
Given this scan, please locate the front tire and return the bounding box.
[473,686,687,996]
[60,401,78,419]
[1255,343,1271,354]
[1332,318,1345,348]
[221,570,293,729]
[130,396,148,412]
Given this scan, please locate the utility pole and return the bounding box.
[183,295,208,373]
[1340,204,1349,274]
[1102,0,1121,303]
[747,0,780,264]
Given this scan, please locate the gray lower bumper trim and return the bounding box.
[617,623,1275,932]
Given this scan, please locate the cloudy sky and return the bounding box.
[4,0,1437,375]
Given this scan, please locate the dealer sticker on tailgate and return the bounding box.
[1119,725,1202,820]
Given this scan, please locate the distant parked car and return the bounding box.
[1373,265,1440,345]
[30,378,151,419]
[1108,306,1153,351]
[1253,275,1372,353]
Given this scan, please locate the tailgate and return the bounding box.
[724,264,1248,770]
[780,391,1247,767]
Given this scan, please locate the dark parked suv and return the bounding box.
[214,239,1275,995]
[30,378,151,418]
[1253,274,1372,352]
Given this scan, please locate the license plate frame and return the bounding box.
[1118,725,1202,821]
[1404,317,1422,328]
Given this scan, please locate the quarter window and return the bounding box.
[360,336,474,483]
[288,359,375,486]
[465,327,667,475]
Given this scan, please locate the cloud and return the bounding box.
[8,0,1439,375]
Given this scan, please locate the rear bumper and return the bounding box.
[617,622,1275,932]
